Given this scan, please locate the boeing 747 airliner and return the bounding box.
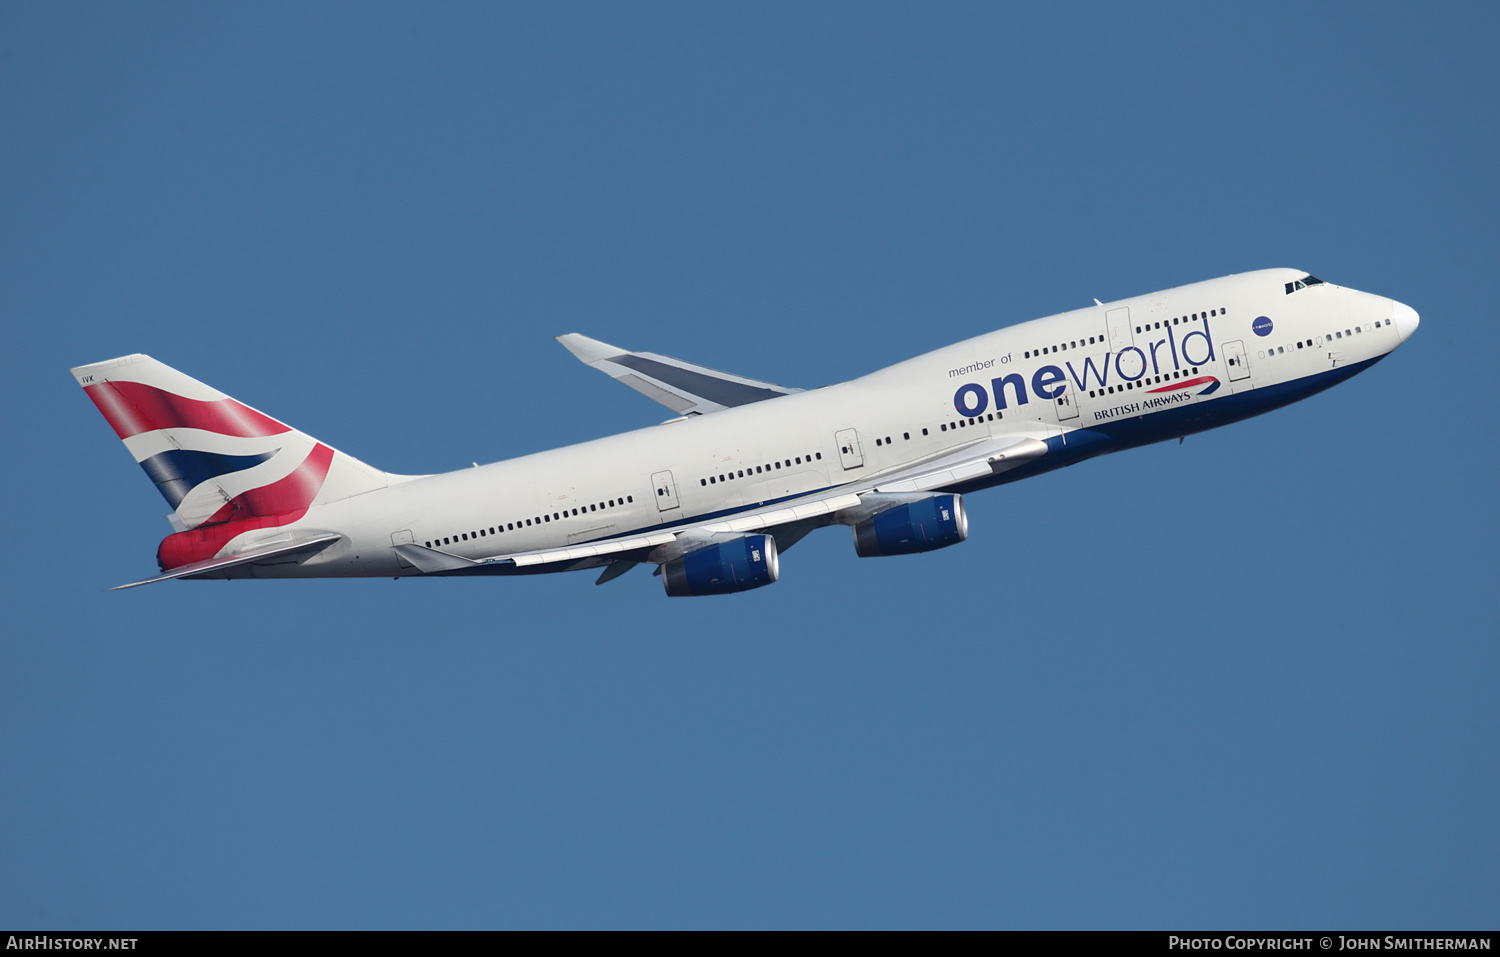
[73,268,1418,595]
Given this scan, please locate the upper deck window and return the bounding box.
[1285,274,1326,294]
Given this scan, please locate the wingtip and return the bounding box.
[557,333,625,364]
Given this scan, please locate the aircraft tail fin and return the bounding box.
[71,354,399,532]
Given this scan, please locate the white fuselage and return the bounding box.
[242,268,1415,579]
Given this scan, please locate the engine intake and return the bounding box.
[662,534,780,597]
[852,494,968,557]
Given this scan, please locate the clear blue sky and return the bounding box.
[3,2,1496,929]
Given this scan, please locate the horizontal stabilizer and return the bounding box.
[557,333,800,416]
[111,533,342,590]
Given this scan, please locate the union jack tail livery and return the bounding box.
[72,354,402,586]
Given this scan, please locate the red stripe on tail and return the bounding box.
[84,381,290,439]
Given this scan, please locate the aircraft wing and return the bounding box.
[111,533,342,590]
[403,434,1049,576]
[556,333,801,416]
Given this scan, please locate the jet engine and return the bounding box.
[662,534,780,597]
[852,493,968,557]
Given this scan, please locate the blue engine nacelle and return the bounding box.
[662,534,780,597]
[852,494,968,557]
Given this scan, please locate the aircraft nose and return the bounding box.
[1391,299,1420,343]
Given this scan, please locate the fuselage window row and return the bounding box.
[424,494,635,548]
[698,451,823,487]
[1022,308,1225,360]
[1134,309,1223,336]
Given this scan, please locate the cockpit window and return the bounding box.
[1285,274,1326,294]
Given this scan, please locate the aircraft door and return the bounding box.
[1054,388,1080,421]
[1106,307,1133,352]
[835,429,864,470]
[1223,339,1252,382]
[651,470,681,512]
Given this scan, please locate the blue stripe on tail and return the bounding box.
[139,448,278,508]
